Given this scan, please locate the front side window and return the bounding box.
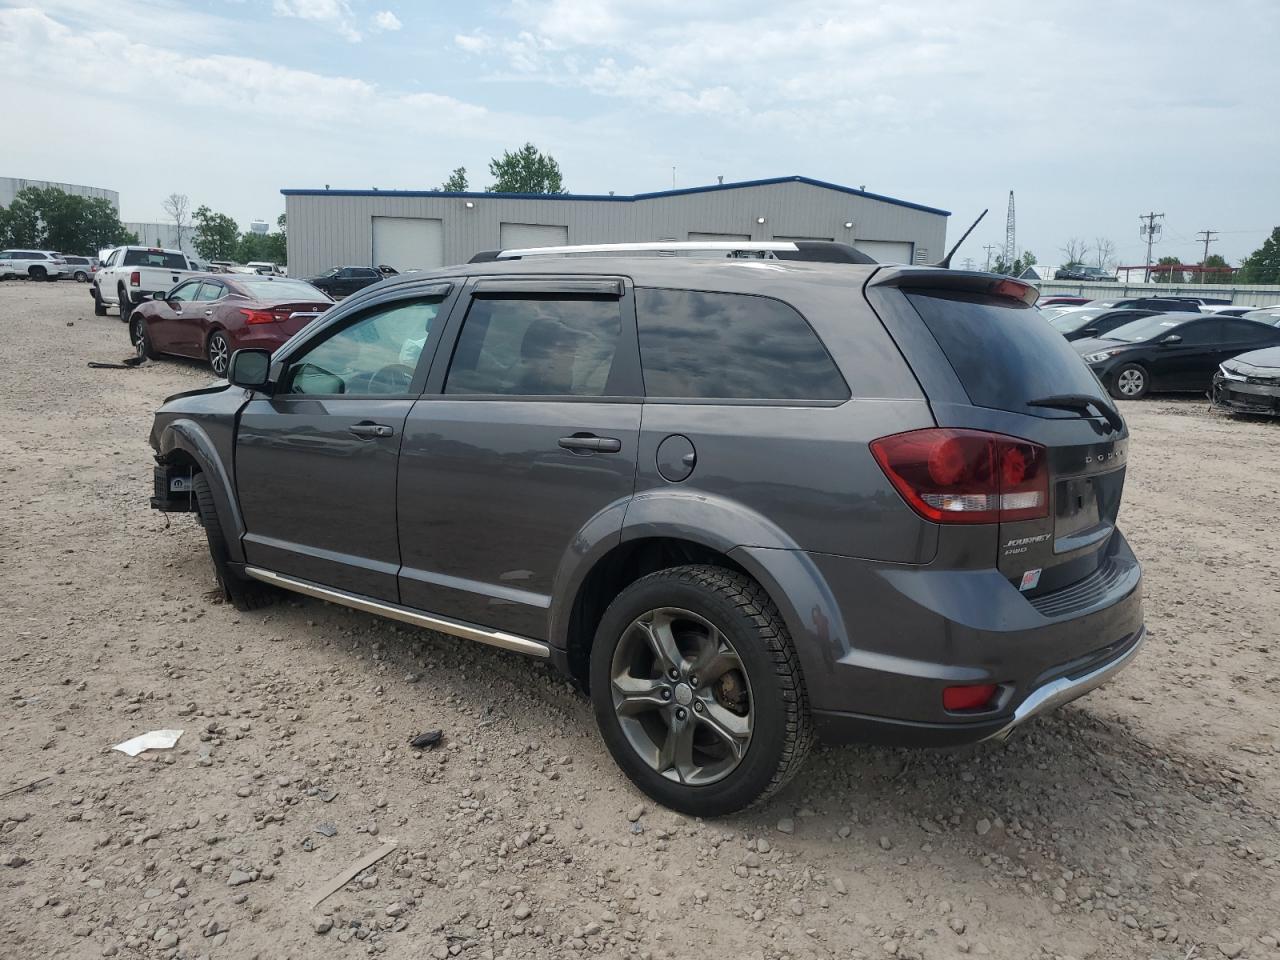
[444,296,622,397]
[282,298,442,396]
[635,288,848,400]
[170,281,202,302]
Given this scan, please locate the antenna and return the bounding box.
[936,209,988,268]
[1003,191,1016,270]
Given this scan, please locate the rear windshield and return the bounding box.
[123,249,189,269]
[906,289,1108,413]
[235,278,327,299]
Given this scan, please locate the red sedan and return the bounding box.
[130,275,333,375]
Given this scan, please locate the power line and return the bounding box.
[1139,211,1164,281]
[1195,229,1218,265]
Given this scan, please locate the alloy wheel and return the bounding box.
[609,606,753,785]
[1117,368,1145,396]
[209,335,230,375]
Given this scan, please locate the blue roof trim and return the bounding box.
[280,175,950,217]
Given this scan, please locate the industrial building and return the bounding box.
[122,221,199,259]
[282,176,950,278]
[1,176,119,210]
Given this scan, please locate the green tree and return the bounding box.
[439,166,469,192]
[487,143,565,194]
[1199,253,1233,285]
[1239,227,1280,284]
[0,186,132,253]
[992,250,1037,276]
[192,205,241,261]
[1152,255,1184,283]
[236,230,287,266]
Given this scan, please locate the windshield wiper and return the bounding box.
[1027,394,1124,433]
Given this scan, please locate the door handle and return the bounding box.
[204,309,213,317]
[558,435,622,453]
[349,422,394,438]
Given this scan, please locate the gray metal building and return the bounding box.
[122,221,200,259]
[282,176,949,278]
[1,176,119,210]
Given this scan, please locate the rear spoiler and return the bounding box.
[867,266,1039,307]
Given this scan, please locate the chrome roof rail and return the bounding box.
[495,240,801,259]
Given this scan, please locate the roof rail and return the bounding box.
[494,241,799,259]
[479,240,877,265]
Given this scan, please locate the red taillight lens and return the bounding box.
[130,271,140,286]
[240,308,277,325]
[943,684,999,711]
[870,428,1048,524]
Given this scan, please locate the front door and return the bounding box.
[396,278,643,639]
[1148,319,1222,390]
[148,279,203,352]
[235,291,450,601]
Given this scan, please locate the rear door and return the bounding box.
[866,273,1129,596]
[395,277,642,639]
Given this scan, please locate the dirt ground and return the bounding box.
[2,280,1278,960]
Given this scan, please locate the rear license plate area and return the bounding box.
[1055,476,1101,539]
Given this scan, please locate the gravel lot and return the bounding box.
[2,280,1279,960]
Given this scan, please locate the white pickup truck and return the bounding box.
[93,246,201,321]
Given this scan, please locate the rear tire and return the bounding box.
[118,286,133,323]
[589,564,812,817]
[191,473,277,611]
[93,286,107,316]
[1109,363,1149,400]
[75,270,89,282]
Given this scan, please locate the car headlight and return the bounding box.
[1083,351,1119,363]
[1217,364,1246,381]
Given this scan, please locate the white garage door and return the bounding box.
[854,240,914,264]
[774,235,834,242]
[500,222,569,251]
[372,217,443,271]
[688,231,751,241]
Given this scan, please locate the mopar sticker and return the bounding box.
[1019,568,1042,592]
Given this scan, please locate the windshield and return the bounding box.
[235,278,328,299]
[1048,308,1108,332]
[1102,314,1191,343]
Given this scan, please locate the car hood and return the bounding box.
[160,381,231,406]
[1072,337,1136,356]
[1222,346,1280,373]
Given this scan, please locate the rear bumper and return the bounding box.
[739,529,1145,747]
[1212,376,1280,416]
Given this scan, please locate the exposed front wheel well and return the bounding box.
[565,537,750,692]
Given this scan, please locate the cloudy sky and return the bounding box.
[2,0,1276,266]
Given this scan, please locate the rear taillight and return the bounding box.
[130,271,140,286]
[870,428,1048,524]
[240,308,278,325]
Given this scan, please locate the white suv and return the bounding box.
[0,249,68,281]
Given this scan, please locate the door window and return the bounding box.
[1219,319,1280,347]
[170,281,202,302]
[636,288,848,400]
[444,296,622,397]
[195,282,225,301]
[1169,320,1221,345]
[282,298,443,396]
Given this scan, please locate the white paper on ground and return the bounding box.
[112,729,184,757]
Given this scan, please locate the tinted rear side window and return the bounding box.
[905,290,1107,413]
[636,288,848,400]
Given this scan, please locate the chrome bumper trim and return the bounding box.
[243,566,551,659]
[986,626,1146,741]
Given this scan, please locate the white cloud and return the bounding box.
[453,31,494,53]
[272,0,361,42]
[371,9,401,32]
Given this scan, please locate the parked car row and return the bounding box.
[1037,294,1280,416]
[0,249,100,281]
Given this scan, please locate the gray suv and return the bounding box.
[148,242,1145,816]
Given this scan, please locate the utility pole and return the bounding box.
[1195,229,1218,272]
[982,244,998,272]
[1139,211,1164,282]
